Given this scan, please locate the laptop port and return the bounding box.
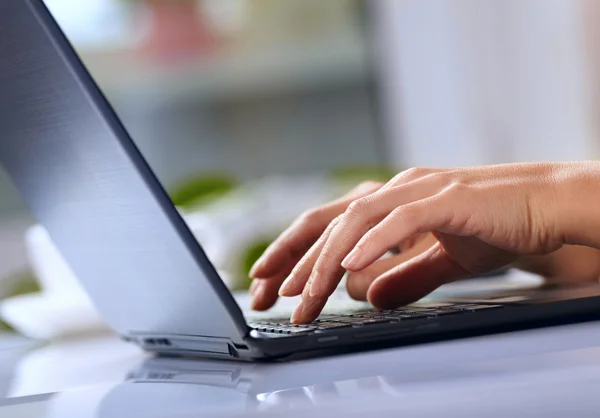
[144,338,172,346]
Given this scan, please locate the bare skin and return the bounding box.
[249,162,600,324]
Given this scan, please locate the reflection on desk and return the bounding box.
[8,321,600,417]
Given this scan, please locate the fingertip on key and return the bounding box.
[290,303,304,324]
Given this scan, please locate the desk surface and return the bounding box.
[1,320,600,417]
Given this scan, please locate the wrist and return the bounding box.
[514,246,600,284]
[555,161,600,248]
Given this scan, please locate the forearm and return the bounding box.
[508,162,600,284]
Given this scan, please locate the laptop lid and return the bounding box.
[0,0,248,341]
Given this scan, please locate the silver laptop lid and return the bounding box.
[0,0,247,341]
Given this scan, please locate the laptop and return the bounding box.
[2,0,600,361]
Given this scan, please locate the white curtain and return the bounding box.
[374,0,600,167]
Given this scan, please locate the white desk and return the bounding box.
[1,320,600,417]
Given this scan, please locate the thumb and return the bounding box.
[366,243,470,309]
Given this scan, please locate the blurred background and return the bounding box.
[0,0,599,338]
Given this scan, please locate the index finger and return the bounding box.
[249,181,383,279]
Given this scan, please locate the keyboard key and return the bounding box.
[411,303,455,308]
[315,316,349,323]
[427,309,464,316]
[401,308,437,313]
[403,311,438,317]
[249,302,501,334]
[349,310,383,315]
[349,314,387,319]
[344,318,391,326]
[384,314,428,320]
[316,322,353,330]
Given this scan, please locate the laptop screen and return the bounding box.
[0,0,389,295]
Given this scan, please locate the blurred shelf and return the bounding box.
[78,35,370,106]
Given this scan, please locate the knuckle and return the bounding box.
[345,181,383,200]
[301,281,312,299]
[399,167,430,182]
[320,241,335,259]
[427,171,452,186]
[356,180,384,192]
[391,205,418,225]
[298,207,325,224]
[346,198,369,217]
[444,181,470,196]
[329,214,344,229]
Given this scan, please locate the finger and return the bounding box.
[367,243,469,309]
[249,278,283,311]
[278,216,342,297]
[309,176,447,298]
[346,254,418,301]
[293,234,435,322]
[345,234,437,300]
[342,192,465,272]
[249,181,383,279]
[250,259,297,311]
[291,283,328,324]
[288,218,349,324]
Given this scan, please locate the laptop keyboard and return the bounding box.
[248,303,503,335]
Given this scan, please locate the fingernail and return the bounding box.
[278,275,294,296]
[291,303,304,324]
[342,247,363,269]
[308,270,321,298]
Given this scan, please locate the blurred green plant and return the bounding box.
[0,270,41,332]
[240,238,275,289]
[6,271,40,297]
[168,172,239,210]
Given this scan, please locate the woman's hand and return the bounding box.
[249,180,386,311]
[250,162,600,324]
